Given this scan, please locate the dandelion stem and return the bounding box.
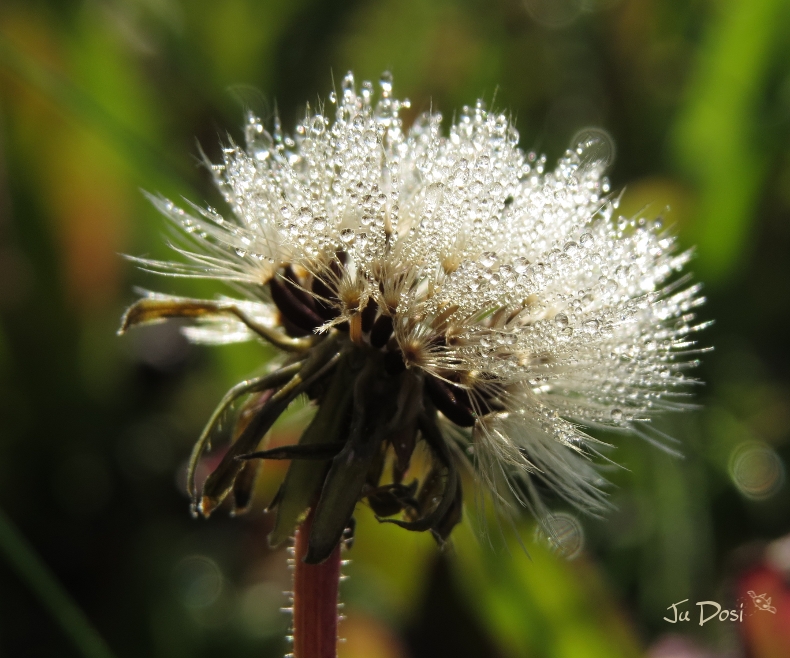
[292,508,341,658]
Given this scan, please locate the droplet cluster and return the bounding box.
[138,72,708,515]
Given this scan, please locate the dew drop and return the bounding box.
[554,313,569,328]
[310,116,325,136]
[480,251,497,268]
[424,182,444,213]
[341,72,355,95]
[610,408,623,420]
[572,127,615,173]
[379,71,393,95]
[340,228,355,244]
[452,167,469,188]
[510,257,527,274]
[582,319,599,334]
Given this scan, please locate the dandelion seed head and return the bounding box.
[124,72,708,547]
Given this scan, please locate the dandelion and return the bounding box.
[120,72,707,657]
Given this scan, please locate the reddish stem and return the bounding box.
[292,509,341,658]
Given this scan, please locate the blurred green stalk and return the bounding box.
[0,508,117,658]
[0,32,193,192]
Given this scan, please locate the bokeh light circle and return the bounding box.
[729,441,785,500]
[539,512,585,559]
[171,555,224,609]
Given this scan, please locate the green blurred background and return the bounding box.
[2,0,790,656]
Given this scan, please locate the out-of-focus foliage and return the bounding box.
[1,0,790,656]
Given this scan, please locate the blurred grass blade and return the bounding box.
[672,0,788,282]
[0,507,118,658]
[0,32,193,191]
